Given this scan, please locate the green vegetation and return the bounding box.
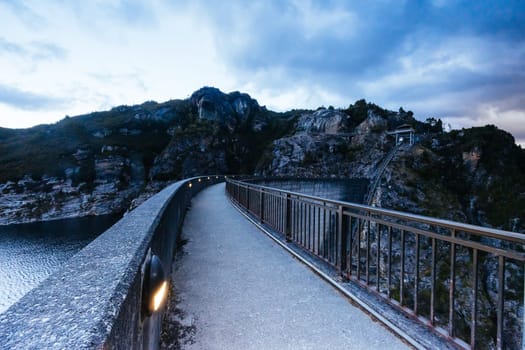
[409,124,525,231]
[1,90,523,234]
[0,97,205,182]
[230,110,296,174]
[0,88,299,185]
[343,99,401,128]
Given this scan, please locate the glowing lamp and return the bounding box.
[152,281,168,311]
[142,254,167,317]
[188,183,192,188]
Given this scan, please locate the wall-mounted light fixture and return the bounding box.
[142,254,168,317]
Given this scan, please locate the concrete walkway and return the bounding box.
[165,183,409,350]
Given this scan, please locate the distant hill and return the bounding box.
[0,87,524,234]
[0,87,294,224]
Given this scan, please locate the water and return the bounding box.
[254,179,369,204]
[0,214,120,314]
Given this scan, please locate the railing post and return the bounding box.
[284,193,292,242]
[246,186,250,212]
[449,229,456,338]
[337,205,348,277]
[471,249,478,349]
[497,256,505,349]
[523,264,525,350]
[430,238,436,326]
[260,189,265,223]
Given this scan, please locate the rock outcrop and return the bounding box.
[0,150,144,225]
[0,87,290,225]
[1,89,524,238]
[190,87,265,131]
[257,107,395,180]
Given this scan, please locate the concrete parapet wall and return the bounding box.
[0,176,223,349]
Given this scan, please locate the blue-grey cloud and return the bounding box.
[0,0,46,28]
[0,37,26,55]
[106,0,157,25]
[186,0,525,121]
[89,72,147,92]
[0,85,66,110]
[66,0,158,31]
[0,37,66,62]
[30,41,67,61]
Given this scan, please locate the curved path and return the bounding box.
[165,183,409,350]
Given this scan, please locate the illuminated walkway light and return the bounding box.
[142,254,167,317]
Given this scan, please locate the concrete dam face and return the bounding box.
[252,178,370,204]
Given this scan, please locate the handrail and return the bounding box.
[226,177,525,350]
[0,175,224,349]
[232,179,525,243]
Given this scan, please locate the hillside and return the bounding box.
[0,87,294,224]
[382,125,525,231]
[0,88,524,235]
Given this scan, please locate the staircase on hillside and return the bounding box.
[348,143,400,273]
[364,143,400,206]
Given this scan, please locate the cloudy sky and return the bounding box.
[0,1,524,144]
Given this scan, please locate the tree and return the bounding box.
[425,117,443,133]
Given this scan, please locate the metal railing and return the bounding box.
[226,178,525,350]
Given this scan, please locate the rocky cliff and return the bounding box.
[1,89,524,235]
[0,87,292,224]
[257,102,525,234]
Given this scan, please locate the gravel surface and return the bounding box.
[163,183,409,350]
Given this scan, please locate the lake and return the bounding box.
[0,214,120,314]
